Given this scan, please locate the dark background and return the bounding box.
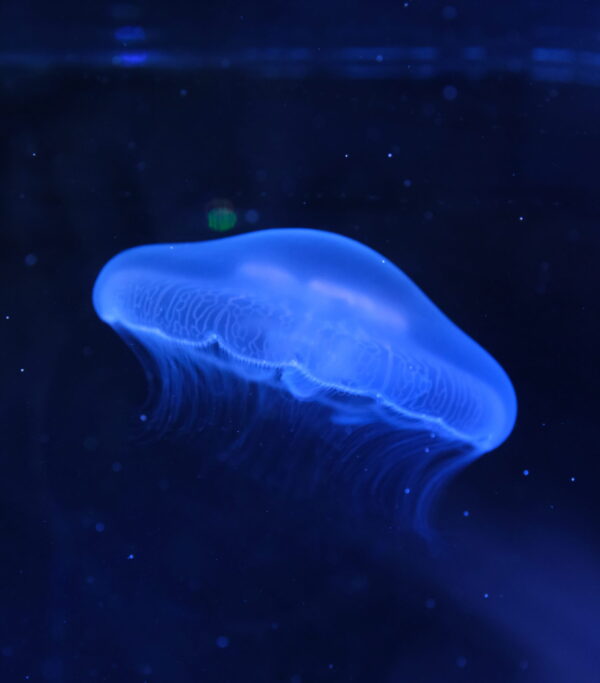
[1,1,599,682]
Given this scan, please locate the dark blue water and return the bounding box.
[1,2,599,681]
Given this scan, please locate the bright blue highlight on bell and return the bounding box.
[93,228,516,528]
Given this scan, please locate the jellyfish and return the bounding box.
[93,228,516,530]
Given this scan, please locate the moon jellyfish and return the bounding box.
[93,229,516,530]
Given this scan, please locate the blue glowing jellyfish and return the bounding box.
[93,229,516,529]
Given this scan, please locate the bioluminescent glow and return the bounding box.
[93,229,516,529]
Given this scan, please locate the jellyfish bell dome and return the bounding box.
[93,228,516,528]
[94,228,516,451]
